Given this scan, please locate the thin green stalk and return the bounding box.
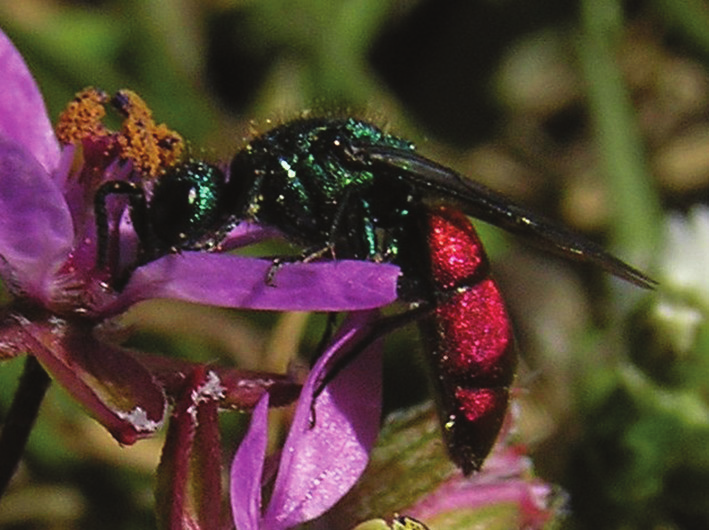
[578,0,661,267]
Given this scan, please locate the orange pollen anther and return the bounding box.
[55,87,111,145]
[55,87,185,180]
[113,89,184,178]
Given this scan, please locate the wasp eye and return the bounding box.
[150,161,225,248]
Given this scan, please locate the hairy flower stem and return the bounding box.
[0,356,51,499]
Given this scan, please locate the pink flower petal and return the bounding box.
[104,253,400,316]
[406,439,557,529]
[0,137,73,302]
[263,311,383,528]
[230,394,270,530]
[17,316,166,444]
[0,29,60,173]
[218,221,286,251]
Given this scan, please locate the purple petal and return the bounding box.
[218,221,286,251]
[104,253,400,316]
[230,393,270,530]
[23,318,166,444]
[263,311,383,528]
[0,29,60,173]
[0,137,73,301]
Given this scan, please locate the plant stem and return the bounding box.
[0,356,51,500]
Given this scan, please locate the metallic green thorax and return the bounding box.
[228,117,418,261]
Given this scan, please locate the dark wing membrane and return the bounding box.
[364,147,656,289]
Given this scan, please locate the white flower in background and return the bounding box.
[654,205,709,353]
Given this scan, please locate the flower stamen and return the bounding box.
[55,87,111,145]
[55,87,185,181]
[112,89,184,178]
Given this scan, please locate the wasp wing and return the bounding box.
[363,146,655,289]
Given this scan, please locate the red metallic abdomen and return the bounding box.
[419,206,516,474]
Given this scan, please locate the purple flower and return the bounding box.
[231,311,384,530]
[0,26,399,443]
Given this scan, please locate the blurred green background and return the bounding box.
[1,0,709,528]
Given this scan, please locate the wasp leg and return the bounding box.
[94,180,149,268]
